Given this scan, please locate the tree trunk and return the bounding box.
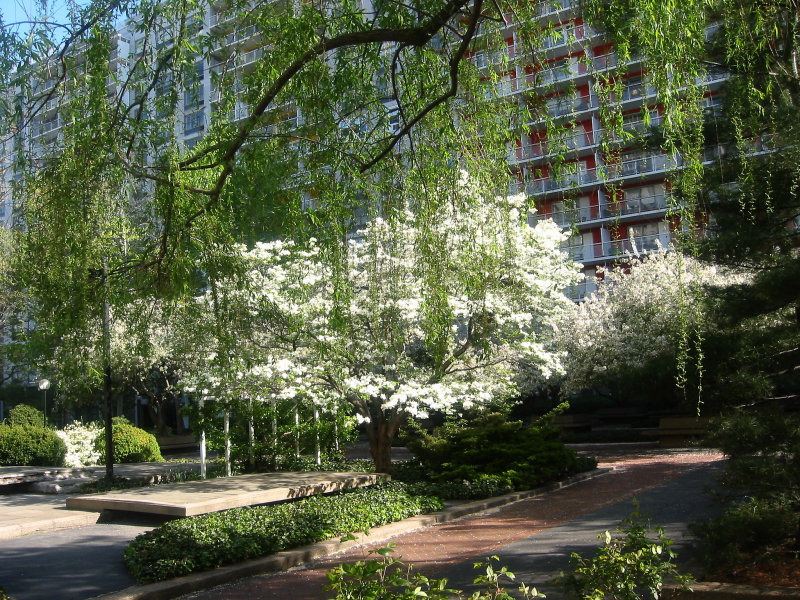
[102,260,114,480]
[173,394,186,434]
[365,409,402,474]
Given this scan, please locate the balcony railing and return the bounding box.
[606,153,675,178]
[567,233,673,263]
[542,205,610,227]
[564,280,594,301]
[528,167,600,194]
[612,192,670,216]
[537,192,670,228]
[512,130,596,162]
[31,117,62,138]
[513,155,674,197]
[534,0,574,18]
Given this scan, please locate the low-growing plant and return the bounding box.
[0,423,67,466]
[94,422,163,463]
[403,474,516,500]
[8,404,44,428]
[559,504,692,600]
[124,482,443,583]
[277,454,374,473]
[325,545,545,600]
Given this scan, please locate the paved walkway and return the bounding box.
[0,462,202,539]
[0,447,725,600]
[180,449,725,600]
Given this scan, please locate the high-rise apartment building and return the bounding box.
[465,0,724,299]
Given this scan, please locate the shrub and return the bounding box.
[326,545,545,599]
[94,423,163,463]
[124,482,443,583]
[403,474,516,500]
[406,413,583,492]
[690,496,798,572]
[8,404,44,428]
[0,424,67,466]
[560,504,692,600]
[56,421,103,467]
[693,410,800,571]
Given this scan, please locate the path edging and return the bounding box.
[664,581,800,599]
[88,468,611,600]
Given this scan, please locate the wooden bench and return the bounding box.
[552,414,592,434]
[644,416,710,448]
[156,433,198,453]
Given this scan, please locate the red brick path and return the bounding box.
[184,450,724,600]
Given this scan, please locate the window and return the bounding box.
[623,184,665,213]
[184,111,204,134]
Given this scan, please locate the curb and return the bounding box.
[664,581,800,599]
[89,468,611,600]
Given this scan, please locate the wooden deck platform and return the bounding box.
[65,471,388,517]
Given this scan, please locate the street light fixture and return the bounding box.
[38,379,50,426]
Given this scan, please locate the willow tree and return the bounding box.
[13,24,139,478]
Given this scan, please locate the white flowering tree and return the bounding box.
[559,250,748,409]
[233,173,580,472]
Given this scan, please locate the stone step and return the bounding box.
[29,477,96,494]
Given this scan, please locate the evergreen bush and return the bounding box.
[7,404,45,428]
[406,413,585,493]
[0,424,67,466]
[94,423,163,463]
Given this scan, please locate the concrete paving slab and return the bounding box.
[0,493,100,539]
[66,471,389,517]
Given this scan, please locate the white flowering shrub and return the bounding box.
[559,249,749,407]
[56,421,103,467]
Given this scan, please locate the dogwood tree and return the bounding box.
[227,173,581,472]
[559,250,749,409]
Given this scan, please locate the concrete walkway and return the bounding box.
[0,462,202,540]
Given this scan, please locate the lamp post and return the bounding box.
[38,379,50,426]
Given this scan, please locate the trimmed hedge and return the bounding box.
[124,482,443,583]
[0,424,67,466]
[8,404,44,428]
[94,423,163,463]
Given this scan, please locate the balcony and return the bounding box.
[611,192,670,216]
[585,232,674,262]
[539,204,610,228]
[530,61,589,87]
[534,0,574,18]
[30,116,62,138]
[470,48,512,69]
[512,129,596,163]
[606,153,674,179]
[564,280,594,301]
[527,166,600,195]
[211,46,266,74]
